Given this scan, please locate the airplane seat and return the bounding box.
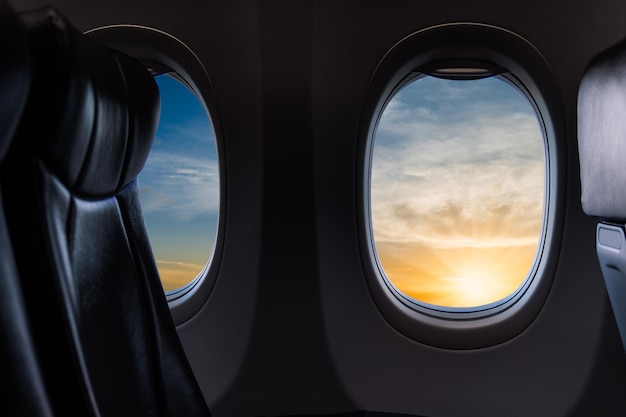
[0,1,55,416]
[578,38,626,352]
[3,6,211,416]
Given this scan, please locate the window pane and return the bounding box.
[139,74,219,293]
[371,75,545,308]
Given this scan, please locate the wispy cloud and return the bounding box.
[371,76,545,250]
[139,150,219,220]
[138,105,219,222]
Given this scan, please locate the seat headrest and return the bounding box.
[17,7,160,197]
[578,39,626,220]
[0,0,30,161]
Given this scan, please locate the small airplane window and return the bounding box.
[371,74,545,309]
[138,74,219,293]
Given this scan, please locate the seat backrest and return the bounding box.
[0,1,53,416]
[3,6,211,416]
[578,38,626,352]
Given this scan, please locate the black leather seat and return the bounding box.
[3,6,211,416]
[578,38,626,353]
[0,1,53,416]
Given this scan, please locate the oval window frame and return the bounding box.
[85,25,226,325]
[358,23,565,349]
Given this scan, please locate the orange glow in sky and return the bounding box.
[157,260,205,292]
[372,75,545,308]
[376,242,539,307]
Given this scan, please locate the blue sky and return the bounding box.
[138,74,219,291]
[371,75,545,307]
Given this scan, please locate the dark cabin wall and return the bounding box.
[8,0,626,416]
[311,1,626,416]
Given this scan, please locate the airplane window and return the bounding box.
[371,74,545,309]
[138,74,219,293]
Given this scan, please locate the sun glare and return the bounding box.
[377,242,538,307]
[440,265,512,307]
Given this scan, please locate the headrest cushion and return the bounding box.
[18,7,159,197]
[578,39,626,219]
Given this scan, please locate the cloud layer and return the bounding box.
[140,147,219,220]
[371,76,546,306]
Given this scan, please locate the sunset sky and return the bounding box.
[138,75,219,292]
[371,75,545,308]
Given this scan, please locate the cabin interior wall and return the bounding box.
[8,0,626,415]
